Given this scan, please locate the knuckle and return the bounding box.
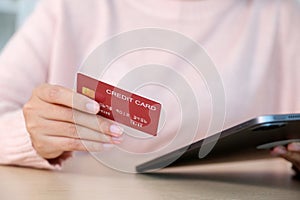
[25,121,38,133]
[66,109,75,121]
[67,138,82,151]
[60,107,74,121]
[47,85,62,102]
[22,103,32,115]
[31,138,45,152]
[67,124,78,137]
[28,130,62,159]
[98,119,110,133]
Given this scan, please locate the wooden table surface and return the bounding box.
[0,154,299,200]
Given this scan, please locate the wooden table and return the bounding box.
[0,154,299,200]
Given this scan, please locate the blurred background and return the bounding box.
[0,0,37,50]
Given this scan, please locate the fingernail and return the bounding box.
[112,136,124,143]
[289,143,300,151]
[86,102,99,113]
[273,146,287,156]
[110,125,124,135]
[103,144,115,151]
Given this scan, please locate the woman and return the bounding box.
[0,0,299,173]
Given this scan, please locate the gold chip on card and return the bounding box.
[82,87,95,99]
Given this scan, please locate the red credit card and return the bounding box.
[77,73,162,136]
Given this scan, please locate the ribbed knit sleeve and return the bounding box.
[0,0,65,170]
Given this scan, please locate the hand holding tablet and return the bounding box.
[136,114,300,173]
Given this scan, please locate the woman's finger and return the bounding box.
[50,136,116,152]
[38,119,123,144]
[271,146,300,167]
[37,102,123,137]
[287,142,300,152]
[35,84,100,114]
[34,135,116,159]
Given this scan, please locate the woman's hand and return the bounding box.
[23,84,123,160]
[271,143,300,174]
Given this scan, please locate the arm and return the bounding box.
[0,1,124,169]
[0,1,58,169]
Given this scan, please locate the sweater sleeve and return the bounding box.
[0,0,63,170]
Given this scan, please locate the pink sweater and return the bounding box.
[0,0,299,170]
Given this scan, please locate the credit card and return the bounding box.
[77,73,162,136]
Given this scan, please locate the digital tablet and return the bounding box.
[136,113,300,173]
